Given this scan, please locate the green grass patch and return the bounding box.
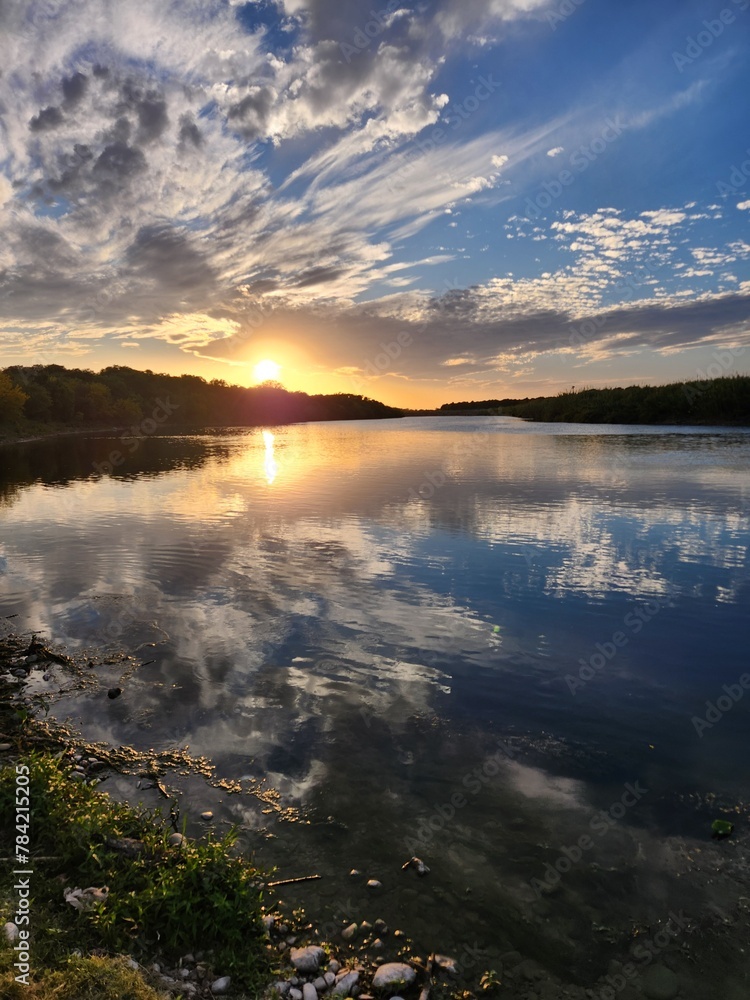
[0,753,270,992]
[0,954,170,1000]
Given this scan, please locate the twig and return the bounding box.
[267,874,322,888]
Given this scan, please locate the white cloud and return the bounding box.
[491,154,509,168]
[546,146,564,157]
[738,200,750,211]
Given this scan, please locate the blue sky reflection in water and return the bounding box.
[1,418,750,993]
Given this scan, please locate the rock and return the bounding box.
[328,961,341,975]
[366,879,382,891]
[372,938,384,950]
[349,869,361,877]
[360,920,372,932]
[401,856,430,877]
[640,965,680,1000]
[211,976,231,994]
[0,744,12,751]
[341,922,358,941]
[25,655,37,664]
[371,963,416,993]
[331,971,359,996]
[274,983,291,997]
[262,914,275,933]
[290,946,326,974]
[12,669,27,678]
[373,919,388,935]
[312,976,327,992]
[201,811,214,821]
[289,991,303,1000]
[302,983,318,1000]
[4,922,19,943]
[324,972,336,986]
[106,836,144,857]
[107,687,122,699]
[432,954,458,975]
[70,771,86,782]
[168,832,185,847]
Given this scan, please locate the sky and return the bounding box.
[1,0,749,408]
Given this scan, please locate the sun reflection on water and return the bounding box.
[262,430,278,485]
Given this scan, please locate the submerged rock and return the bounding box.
[290,945,326,974]
[341,922,358,941]
[640,965,680,1000]
[371,963,416,992]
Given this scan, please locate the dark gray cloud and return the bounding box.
[136,97,169,143]
[29,106,64,131]
[125,224,217,293]
[228,86,276,140]
[178,114,203,149]
[62,71,88,105]
[92,142,147,191]
[294,265,346,288]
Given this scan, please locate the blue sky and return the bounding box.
[1,0,749,406]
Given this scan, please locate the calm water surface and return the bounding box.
[1,417,749,995]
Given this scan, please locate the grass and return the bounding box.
[0,753,271,995]
[0,954,170,1000]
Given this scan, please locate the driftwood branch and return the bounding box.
[267,874,322,888]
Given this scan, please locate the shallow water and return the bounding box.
[2,417,749,995]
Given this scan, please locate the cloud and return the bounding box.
[738,200,750,211]
[546,146,564,157]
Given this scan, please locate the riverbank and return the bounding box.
[433,375,750,425]
[0,629,480,1000]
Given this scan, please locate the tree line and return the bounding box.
[439,375,750,425]
[0,364,403,430]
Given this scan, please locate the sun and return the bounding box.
[253,359,282,383]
